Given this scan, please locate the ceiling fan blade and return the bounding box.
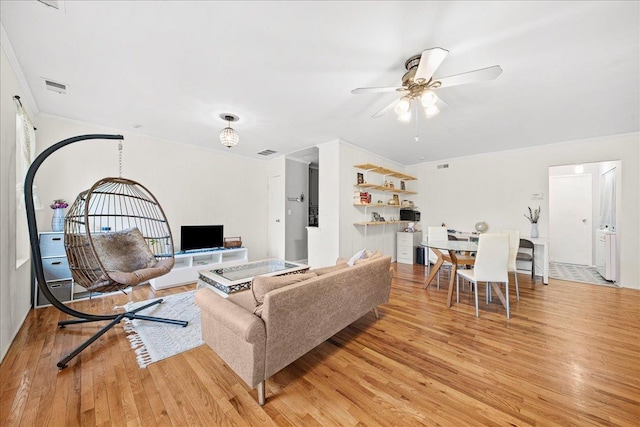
[414,47,449,83]
[351,86,406,94]
[433,65,502,89]
[371,98,399,118]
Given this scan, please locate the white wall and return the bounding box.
[0,45,34,362]
[284,158,309,261]
[408,133,639,289]
[32,115,270,263]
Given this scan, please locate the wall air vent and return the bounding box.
[257,149,277,156]
[43,78,68,94]
[437,163,449,169]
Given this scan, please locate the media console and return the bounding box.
[149,247,248,290]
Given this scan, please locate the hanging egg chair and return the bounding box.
[25,134,187,369]
[65,177,175,293]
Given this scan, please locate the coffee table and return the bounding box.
[197,259,309,297]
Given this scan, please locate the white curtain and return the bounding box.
[599,168,616,230]
[15,101,42,209]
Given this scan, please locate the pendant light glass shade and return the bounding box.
[219,126,239,148]
[219,114,239,148]
[421,90,438,107]
[393,96,411,115]
[424,104,440,118]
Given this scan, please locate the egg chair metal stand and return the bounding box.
[25,134,188,369]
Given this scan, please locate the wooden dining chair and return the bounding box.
[456,233,510,318]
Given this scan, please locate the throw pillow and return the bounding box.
[91,227,157,273]
[347,249,366,266]
[354,250,382,265]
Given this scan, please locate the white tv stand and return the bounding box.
[149,247,248,290]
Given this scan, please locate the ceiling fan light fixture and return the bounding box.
[393,96,411,115]
[218,114,239,148]
[421,90,438,107]
[397,111,412,122]
[424,105,440,118]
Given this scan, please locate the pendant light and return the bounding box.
[219,114,239,148]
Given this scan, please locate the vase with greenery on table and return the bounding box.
[50,199,68,232]
[524,206,540,238]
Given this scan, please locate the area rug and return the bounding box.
[549,262,616,287]
[118,290,203,368]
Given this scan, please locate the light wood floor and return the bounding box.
[2,264,639,426]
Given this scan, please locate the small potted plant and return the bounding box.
[524,206,541,238]
[50,199,68,232]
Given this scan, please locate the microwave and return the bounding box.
[400,209,420,221]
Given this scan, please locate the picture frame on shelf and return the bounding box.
[400,181,406,190]
[357,172,364,184]
[393,194,400,205]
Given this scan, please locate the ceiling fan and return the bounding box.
[352,47,502,122]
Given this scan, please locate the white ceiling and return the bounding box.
[2,1,638,165]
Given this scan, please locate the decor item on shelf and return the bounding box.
[357,172,364,184]
[351,47,502,123]
[401,181,406,190]
[371,212,381,222]
[401,200,414,207]
[50,199,68,232]
[524,206,541,238]
[388,198,398,205]
[219,113,239,148]
[393,194,400,204]
[475,221,489,233]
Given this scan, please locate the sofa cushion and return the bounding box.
[309,262,349,276]
[251,272,317,305]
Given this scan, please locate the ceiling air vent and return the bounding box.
[43,78,68,94]
[437,163,449,169]
[257,149,277,156]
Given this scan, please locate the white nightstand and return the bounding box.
[397,231,422,264]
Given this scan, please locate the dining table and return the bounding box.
[421,239,478,308]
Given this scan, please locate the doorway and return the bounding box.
[285,147,319,263]
[548,161,621,286]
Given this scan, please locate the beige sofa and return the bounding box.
[195,255,393,405]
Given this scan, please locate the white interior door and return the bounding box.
[268,175,285,259]
[549,174,592,265]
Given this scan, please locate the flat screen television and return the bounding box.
[180,225,224,252]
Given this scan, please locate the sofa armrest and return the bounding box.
[195,288,266,388]
[195,288,264,342]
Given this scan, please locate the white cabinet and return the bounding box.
[149,248,248,290]
[35,232,73,307]
[396,231,422,264]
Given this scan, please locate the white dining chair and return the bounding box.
[456,233,510,319]
[502,229,521,301]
